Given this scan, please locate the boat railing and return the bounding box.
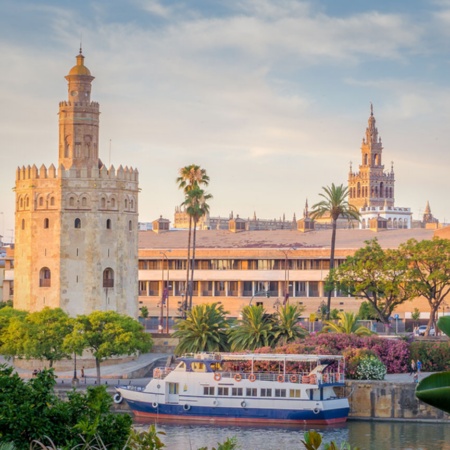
[218,371,344,385]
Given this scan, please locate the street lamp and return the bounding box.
[160,251,171,333]
[280,247,297,305]
[72,352,79,386]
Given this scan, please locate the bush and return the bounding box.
[355,355,386,380]
[342,348,376,380]
[410,341,450,372]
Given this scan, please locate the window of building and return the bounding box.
[103,268,114,288]
[130,199,134,210]
[260,388,272,397]
[111,198,116,208]
[246,388,257,397]
[39,267,51,287]
[19,198,23,208]
[218,387,229,396]
[21,219,25,230]
[232,387,243,396]
[39,197,44,207]
[101,197,106,208]
[74,218,81,229]
[44,218,49,229]
[50,197,55,206]
[125,199,128,209]
[81,197,87,207]
[69,196,75,207]
[106,219,111,229]
[129,220,132,231]
[203,386,215,396]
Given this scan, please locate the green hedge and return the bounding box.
[410,341,450,372]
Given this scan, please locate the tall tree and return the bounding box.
[176,165,210,311]
[64,311,153,384]
[310,183,360,319]
[228,305,276,351]
[332,239,412,324]
[182,187,213,308]
[321,311,372,336]
[172,302,231,354]
[400,237,450,336]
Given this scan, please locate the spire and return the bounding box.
[424,201,431,214]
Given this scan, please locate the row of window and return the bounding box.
[20,218,133,231]
[39,267,114,288]
[204,386,300,398]
[138,259,341,271]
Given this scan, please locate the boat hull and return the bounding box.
[121,397,349,425]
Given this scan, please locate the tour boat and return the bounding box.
[115,352,350,425]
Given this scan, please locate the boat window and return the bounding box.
[260,388,272,397]
[203,387,215,396]
[168,383,179,395]
[246,388,257,397]
[218,387,229,396]
[192,362,206,372]
[232,388,243,396]
[210,362,222,371]
[289,389,301,398]
[275,389,286,398]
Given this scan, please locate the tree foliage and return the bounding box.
[228,305,276,351]
[310,183,360,319]
[321,312,372,336]
[173,303,231,354]
[0,365,132,449]
[332,239,412,324]
[64,311,153,384]
[400,237,450,335]
[273,304,307,345]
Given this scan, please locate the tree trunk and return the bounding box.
[185,215,193,312]
[96,357,101,385]
[326,219,338,320]
[190,219,198,309]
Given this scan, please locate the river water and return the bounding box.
[134,420,450,450]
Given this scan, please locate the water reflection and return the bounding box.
[135,419,450,450]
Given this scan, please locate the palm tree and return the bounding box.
[273,304,307,345]
[321,311,372,336]
[228,305,276,351]
[182,187,212,308]
[176,165,210,310]
[172,303,230,354]
[310,183,360,319]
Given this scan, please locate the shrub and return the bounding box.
[410,341,450,372]
[342,348,376,380]
[355,355,387,380]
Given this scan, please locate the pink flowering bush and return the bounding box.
[268,333,410,374]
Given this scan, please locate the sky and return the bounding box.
[1,0,450,241]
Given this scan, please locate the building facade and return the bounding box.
[13,50,139,317]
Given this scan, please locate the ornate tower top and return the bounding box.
[58,51,100,171]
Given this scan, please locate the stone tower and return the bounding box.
[348,105,395,211]
[14,50,139,317]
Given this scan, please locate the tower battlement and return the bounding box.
[59,101,99,108]
[16,163,139,183]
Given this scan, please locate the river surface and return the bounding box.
[134,420,450,450]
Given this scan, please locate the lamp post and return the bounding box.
[280,247,297,305]
[160,251,171,333]
[72,352,79,386]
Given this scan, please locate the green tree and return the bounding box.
[173,303,230,354]
[229,305,275,351]
[176,164,210,310]
[321,311,372,336]
[401,237,450,336]
[64,311,153,384]
[273,304,307,345]
[310,183,360,319]
[0,365,132,449]
[182,186,213,309]
[332,239,412,324]
[140,305,149,319]
[411,307,421,330]
[0,306,27,349]
[358,301,379,321]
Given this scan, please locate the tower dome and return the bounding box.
[68,49,91,76]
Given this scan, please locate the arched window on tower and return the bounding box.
[19,198,23,209]
[81,197,87,207]
[357,182,361,198]
[130,199,134,210]
[21,219,25,230]
[39,197,44,207]
[74,218,81,229]
[103,268,114,288]
[25,196,29,208]
[44,218,49,229]
[69,196,75,207]
[129,220,132,231]
[380,182,384,198]
[101,197,106,208]
[50,197,55,206]
[125,199,128,209]
[111,198,116,208]
[106,219,111,229]
[364,154,368,165]
[39,267,51,287]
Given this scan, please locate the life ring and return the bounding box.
[214,372,222,381]
[241,401,246,408]
[234,374,242,382]
[313,407,321,415]
[248,373,256,382]
[183,404,191,411]
[290,374,298,383]
[113,393,123,404]
[152,402,158,408]
[277,374,285,383]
